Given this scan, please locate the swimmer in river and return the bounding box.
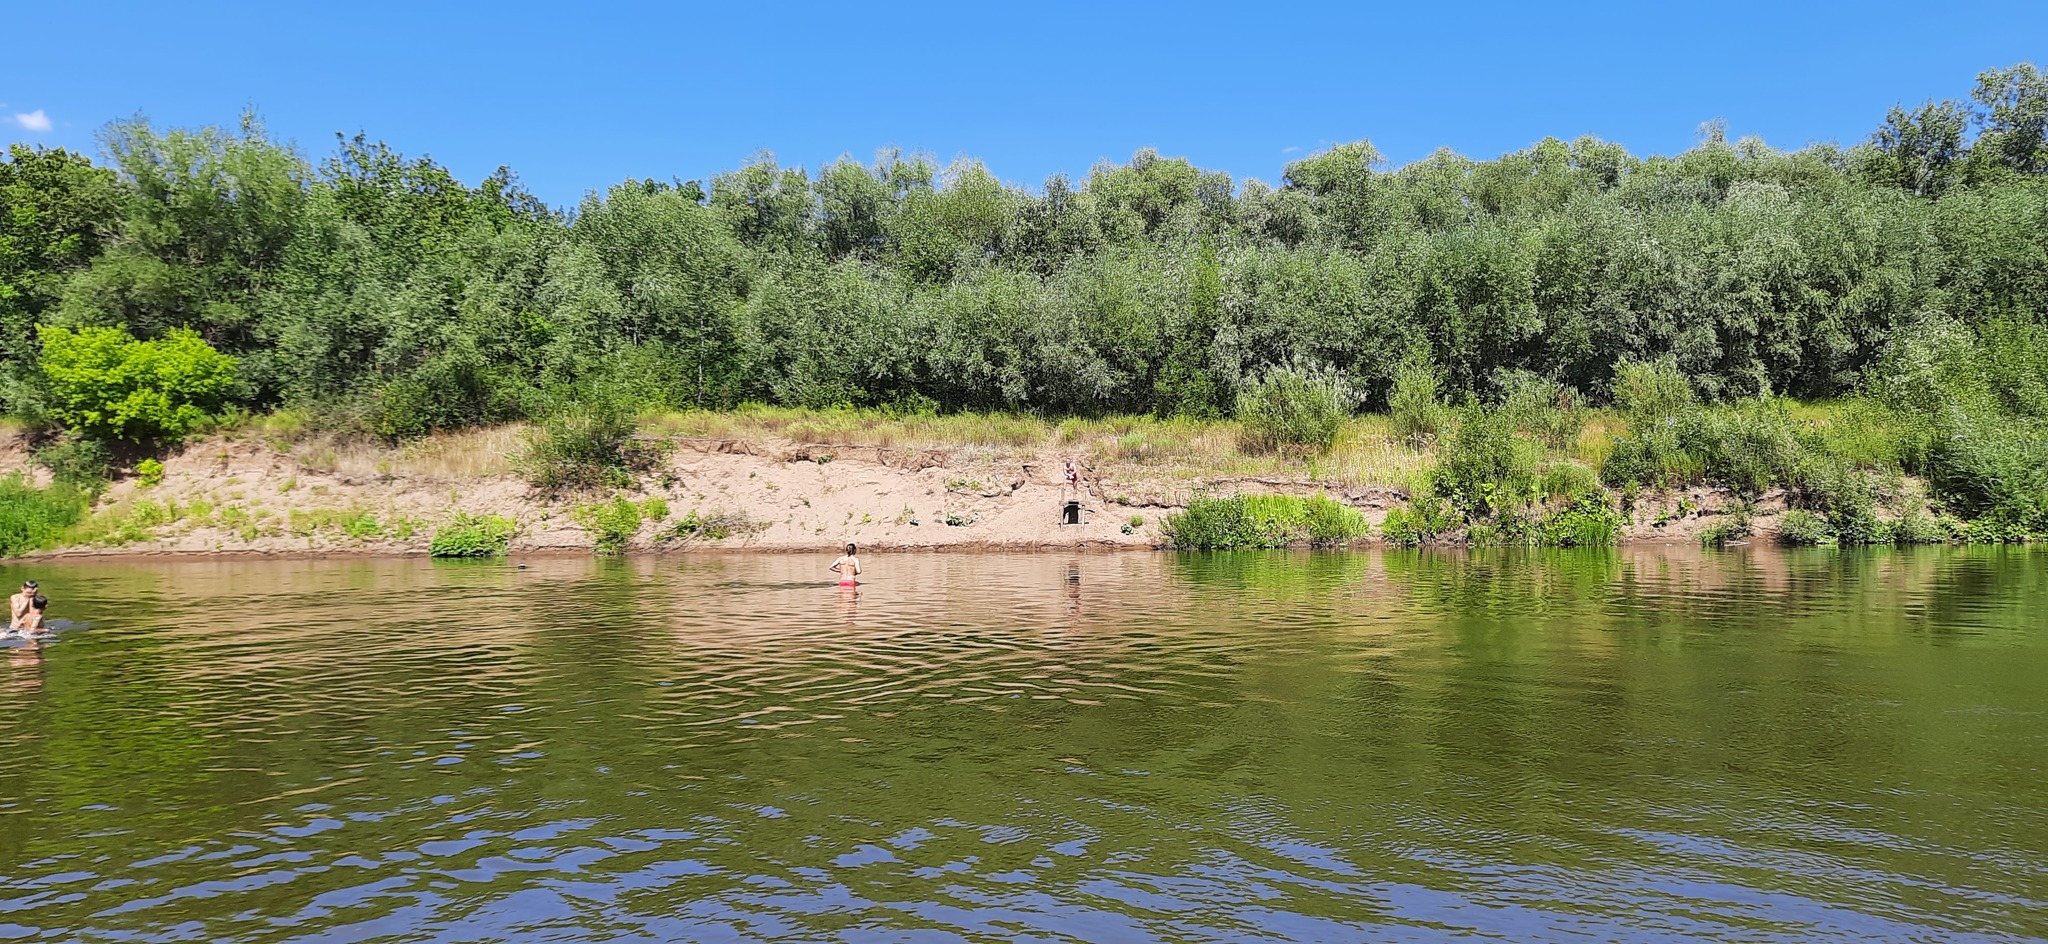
[17,596,47,637]
[8,581,37,635]
[830,543,861,588]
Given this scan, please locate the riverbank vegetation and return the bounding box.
[3,64,2047,552]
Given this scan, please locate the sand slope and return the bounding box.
[1,426,1791,558]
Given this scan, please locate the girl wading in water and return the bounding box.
[830,544,862,588]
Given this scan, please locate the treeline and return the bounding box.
[2,65,2047,438]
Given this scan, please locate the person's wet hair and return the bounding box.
[21,580,36,591]
[30,595,46,610]
[845,543,857,555]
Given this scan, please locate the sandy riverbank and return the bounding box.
[1,423,1780,559]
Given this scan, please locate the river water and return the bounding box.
[0,548,2042,942]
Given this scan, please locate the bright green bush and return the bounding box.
[1432,406,1540,519]
[574,495,643,556]
[135,458,164,487]
[1776,510,1837,546]
[38,325,236,442]
[341,512,383,540]
[1298,495,1370,546]
[427,512,516,558]
[1690,402,1803,496]
[1234,360,1354,454]
[0,475,88,557]
[1537,497,1626,546]
[1539,462,1603,502]
[1380,494,1458,546]
[1161,493,1366,549]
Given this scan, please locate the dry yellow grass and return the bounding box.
[642,406,1048,451]
[639,407,1439,489]
[210,404,1676,495]
[259,422,528,480]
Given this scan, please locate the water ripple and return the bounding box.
[0,548,2042,942]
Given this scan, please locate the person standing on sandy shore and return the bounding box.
[830,544,861,587]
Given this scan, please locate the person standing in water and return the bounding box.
[830,544,862,587]
[8,581,37,635]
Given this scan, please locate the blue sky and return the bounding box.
[5,1,2044,208]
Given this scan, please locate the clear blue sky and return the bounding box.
[5,1,2043,208]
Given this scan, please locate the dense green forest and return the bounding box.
[3,63,2048,544]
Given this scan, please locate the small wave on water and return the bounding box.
[0,547,2043,942]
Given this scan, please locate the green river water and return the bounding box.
[0,548,2043,942]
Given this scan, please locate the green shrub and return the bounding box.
[1495,370,1586,449]
[1776,510,1837,546]
[1698,516,1753,548]
[1691,401,1802,496]
[1538,496,1626,547]
[574,495,643,556]
[0,476,88,557]
[1891,506,1957,544]
[1919,417,2048,537]
[428,512,516,558]
[342,512,383,541]
[32,436,112,489]
[519,400,657,493]
[1298,495,1369,546]
[1466,507,1545,546]
[1381,494,1458,546]
[1162,495,1268,549]
[1612,358,1696,423]
[1870,319,2048,540]
[1388,352,1453,446]
[1161,493,1365,549]
[370,357,528,441]
[1234,359,1354,454]
[1539,462,1603,502]
[1600,399,1800,496]
[658,507,765,543]
[1432,406,1539,519]
[135,458,165,488]
[1796,458,1890,545]
[38,325,236,443]
[639,496,670,521]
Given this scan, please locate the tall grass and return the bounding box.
[428,513,516,558]
[644,405,1048,450]
[0,476,87,558]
